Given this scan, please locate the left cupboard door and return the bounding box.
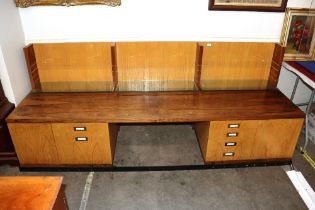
[8,123,60,166]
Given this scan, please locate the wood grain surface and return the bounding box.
[24,44,41,92]
[33,43,113,91]
[268,44,285,89]
[116,42,197,91]
[8,123,60,165]
[0,176,63,210]
[6,90,304,123]
[196,119,303,163]
[52,123,114,164]
[200,42,275,90]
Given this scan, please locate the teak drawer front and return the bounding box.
[52,123,113,165]
[207,121,250,142]
[8,123,60,165]
[198,119,303,163]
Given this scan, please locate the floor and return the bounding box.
[0,124,314,210]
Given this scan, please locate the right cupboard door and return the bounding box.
[249,119,303,160]
[203,119,304,163]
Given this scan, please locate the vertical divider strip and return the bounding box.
[194,43,203,91]
[24,44,42,92]
[267,44,285,89]
[111,43,118,92]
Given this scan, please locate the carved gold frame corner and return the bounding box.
[15,0,121,8]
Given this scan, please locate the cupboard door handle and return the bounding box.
[228,124,240,128]
[74,127,86,131]
[75,137,88,141]
[227,132,238,137]
[223,152,235,156]
[225,142,237,146]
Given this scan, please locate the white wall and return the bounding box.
[0,0,31,104]
[0,45,15,103]
[19,0,286,43]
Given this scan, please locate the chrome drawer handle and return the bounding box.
[227,132,238,137]
[74,127,86,131]
[75,137,88,141]
[228,124,240,128]
[223,152,235,156]
[225,142,237,146]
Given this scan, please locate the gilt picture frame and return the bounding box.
[15,0,121,8]
[281,9,315,61]
[208,0,288,12]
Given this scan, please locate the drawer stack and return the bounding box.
[208,121,243,161]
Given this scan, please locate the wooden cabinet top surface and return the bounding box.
[0,176,62,210]
[6,90,304,123]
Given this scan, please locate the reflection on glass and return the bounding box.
[117,80,197,92]
[35,81,114,93]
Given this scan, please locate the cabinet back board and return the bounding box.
[200,42,275,90]
[28,43,114,92]
[115,42,197,91]
[24,42,282,92]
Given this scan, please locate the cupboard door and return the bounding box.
[8,123,59,165]
[250,119,303,160]
[51,123,114,165]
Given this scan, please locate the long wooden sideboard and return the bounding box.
[6,90,304,166]
[6,42,304,168]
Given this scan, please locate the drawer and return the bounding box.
[206,139,242,162]
[52,123,107,140]
[209,121,257,141]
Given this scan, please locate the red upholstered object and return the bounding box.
[286,61,315,82]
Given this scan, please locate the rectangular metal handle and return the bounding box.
[74,127,86,131]
[225,142,237,146]
[227,132,238,137]
[228,124,240,128]
[223,152,235,156]
[75,137,88,141]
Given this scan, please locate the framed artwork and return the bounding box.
[281,9,315,61]
[15,0,121,7]
[208,0,288,12]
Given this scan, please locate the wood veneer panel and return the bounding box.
[0,176,63,210]
[200,42,275,90]
[204,119,303,162]
[250,119,303,159]
[116,42,197,91]
[268,44,285,89]
[52,123,114,164]
[108,123,119,160]
[194,122,210,160]
[7,123,60,165]
[33,42,113,92]
[24,44,41,92]
[6,90,304,123]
